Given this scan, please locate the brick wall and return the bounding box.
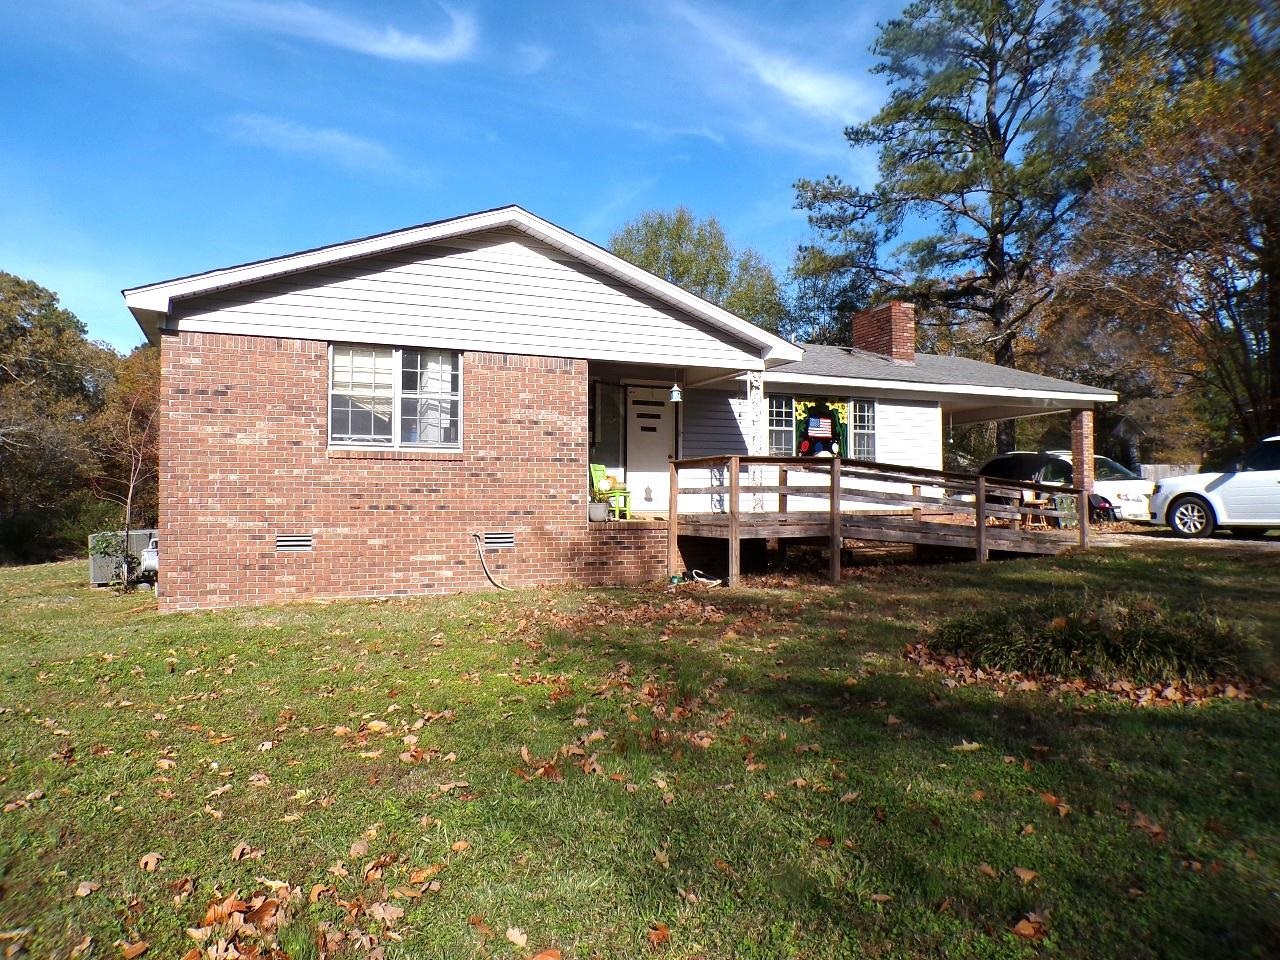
[851,302,916,364]
[158,331,672,610]
[1070,408,1096,493]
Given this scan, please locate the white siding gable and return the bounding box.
[171,229,762,369]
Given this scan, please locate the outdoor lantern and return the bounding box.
[668,382,683,403]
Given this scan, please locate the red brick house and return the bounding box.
[124,206,1113,610]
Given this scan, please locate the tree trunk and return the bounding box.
[123,485,133,585]
[1263,207,1280,437]
[993,322,1018,452]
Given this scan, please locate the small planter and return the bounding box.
[588,502,610,522]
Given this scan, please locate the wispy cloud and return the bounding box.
[514,42,553,75]
[226,114,406,174]
[630,120,725,146]
[575,177,661,240]
[205,0,477,62]
[667,2,872,124]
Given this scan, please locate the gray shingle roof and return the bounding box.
[769,344,1114,397]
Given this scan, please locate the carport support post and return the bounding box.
[1071,408,1095,550]
[1071,408,1095,494]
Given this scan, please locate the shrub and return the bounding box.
[932,592,1264,684]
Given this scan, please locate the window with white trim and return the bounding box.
[768,395,795,455]
[329,345,461,449]
[848,399,875,460]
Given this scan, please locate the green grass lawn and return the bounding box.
[1,549,1278,959]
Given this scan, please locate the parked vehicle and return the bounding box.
[1149,436,1280,538]
[140,537,159,582]
[977,452,1154,522]
[1043,451,1155,522]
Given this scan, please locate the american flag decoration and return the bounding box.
[807,416,833,439]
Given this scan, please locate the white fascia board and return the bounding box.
[123,206,802,364]
[763,371,1117,405]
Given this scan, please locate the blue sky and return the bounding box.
[2,1,899,351]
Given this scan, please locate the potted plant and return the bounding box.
[588,492,611,522]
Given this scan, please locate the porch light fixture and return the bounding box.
[668,383,683,403]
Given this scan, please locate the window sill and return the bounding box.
[327,448,465,461]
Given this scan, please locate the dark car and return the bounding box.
[977,452,1119,522]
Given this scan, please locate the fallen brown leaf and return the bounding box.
[506,927,528,948]
[368,901,405,924]
[647,922,671,950]
[75,880,100,897]
[409,865,444,884]
[1012,914,1048,941]
[119,941,150,959]
[230,841,262,861]
[1013,867,1038,885]
[138,852,162,872]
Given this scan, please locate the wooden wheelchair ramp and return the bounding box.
[667,456,1090,586]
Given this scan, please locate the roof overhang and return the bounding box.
[122,205,803,364]
[762,371,1116,408]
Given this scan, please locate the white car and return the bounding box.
[1149,436,1280,538]
[1043,452,1155,522]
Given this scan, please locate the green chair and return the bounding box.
[590,463,633,520]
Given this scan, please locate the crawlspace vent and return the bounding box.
[275,534,314,552]
[481,531,516,550]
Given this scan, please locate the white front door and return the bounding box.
[626,387,676,513]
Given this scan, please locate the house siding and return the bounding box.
[680,389,750,457]
[677,389,750,513]
[875,398,943,469]
[170,229,760,370]
[158,330,671,610]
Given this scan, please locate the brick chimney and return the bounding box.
[851,301,916,364]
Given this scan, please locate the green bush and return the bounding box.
[932,592,1264,684]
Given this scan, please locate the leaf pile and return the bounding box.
[905,642,1259,706]
[925,592,1265,686]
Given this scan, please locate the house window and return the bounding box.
[329,345,461,449]
[848,399,875,460]
[768,395,795,455]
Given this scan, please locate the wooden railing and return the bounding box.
[667,455,1090,579]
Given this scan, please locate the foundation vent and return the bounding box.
[481,531,516,550]
[275,534,314,552]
